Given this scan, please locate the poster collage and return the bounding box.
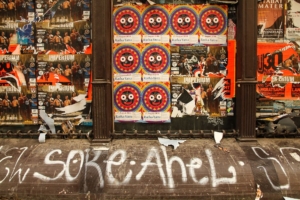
[257,0,300,113]
[0,0,92,127]
[113,2,237,123]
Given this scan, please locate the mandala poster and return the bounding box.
[114,82,143,122]
[142,43,170,74]
[170,5,198,35]
[142,82,170,123]
[141,5,170,35]
[113,6,142,35]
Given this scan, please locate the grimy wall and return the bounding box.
[0,138,299,199]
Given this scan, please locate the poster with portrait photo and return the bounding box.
[35,0,91,23]
[0,54,38,125]
[36,54,92,126]
[36,20,91,54]
[0,22,36,54]
[170,76,229,117]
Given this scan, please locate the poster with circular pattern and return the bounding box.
[142,83,170,112]
[113,44,141,73]
[170,6,198,35]
[142,44,169,73]
[114,83,142,111]
[142,6,169,35]
[199,5,227,35]
[114,6,141,35]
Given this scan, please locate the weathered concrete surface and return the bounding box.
[0,138,299,199]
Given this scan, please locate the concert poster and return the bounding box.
[257,42,300,100]
[0,22,35,54]
[0,0,35,23]
[35,0,91,23]
[36,20,91,54]
[0,54,38,125]
[170,40,236,117]
[36,54,92,126]
[257,0,284,39]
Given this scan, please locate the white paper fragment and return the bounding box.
[55,94,86,114]
[158,137,186,150]
[39,110,56,134]
[290,152,300,162]
[38,133,46,143]
[214,131,223,144]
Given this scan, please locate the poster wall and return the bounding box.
[113,4,235,123]
[0,0,92,129]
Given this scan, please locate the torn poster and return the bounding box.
[0,22,36,54]
[37,54,92,126]
[257,42,300,100]
[0,55,38,126]
[158,137,186,150]
[286,0,300,40]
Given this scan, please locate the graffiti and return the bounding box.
[0,145,299,193]
[0,146,30,184]
[207,117,224,126]
[251,147,290,190]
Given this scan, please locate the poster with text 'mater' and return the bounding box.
[257,42,300,100]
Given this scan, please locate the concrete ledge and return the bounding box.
[0,138,299,199]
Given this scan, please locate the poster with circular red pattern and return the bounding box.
[114,6,141,35]
[170,6,198,35]
[199,5,227,35]
[113,45,141,73]
[142,44,169,73]
[142,6,169,35]
[114,83,142,111]
[142,83,170,112]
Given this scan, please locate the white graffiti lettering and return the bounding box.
[252,147,289,190]
[205,149,237,187]
[106,150,132,185]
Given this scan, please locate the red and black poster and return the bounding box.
[257,42,300,100]
[36,54,92,126]
[0,54,38,125]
